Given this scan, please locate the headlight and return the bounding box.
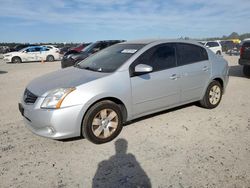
[41,88,75,109]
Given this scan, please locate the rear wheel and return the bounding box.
[200,80,222,109]
[216,51,221,55]
[11,56,22,63]
[46,55,54,62]
[82,100,123,144]
[243,65,250,77]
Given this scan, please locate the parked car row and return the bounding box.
[61,40,125,68]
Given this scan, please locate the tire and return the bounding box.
[11,56,22,63]
[243,65,250,78]
[82,100,123,144]
[216,51,221,55]
[200,80,223,109]
[46,55,54,62]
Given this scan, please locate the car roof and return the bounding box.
[96,40,125,43]
[121,39,204,47]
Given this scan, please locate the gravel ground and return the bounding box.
[0,56,249,188]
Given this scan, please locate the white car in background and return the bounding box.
[3,46,61,63]
[202,41,222,55]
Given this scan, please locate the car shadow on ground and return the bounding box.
[0,70,8,74]
[92,138,151,188]
[229,65,245,78]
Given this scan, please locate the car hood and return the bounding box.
[4,52,19,56]
[26,67,110,97]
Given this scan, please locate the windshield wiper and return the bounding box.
[82,66,100,72]
[75,64,103,72]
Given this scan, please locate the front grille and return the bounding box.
[23,89,38,104]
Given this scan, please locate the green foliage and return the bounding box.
[202,32,250,41]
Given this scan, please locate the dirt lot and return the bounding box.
[0,56,249,188]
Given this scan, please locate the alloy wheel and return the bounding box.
[91,108,118,139]
[209,85,221,105]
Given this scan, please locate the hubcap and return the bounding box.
[14,58,19,63]
[91,109,118,139]
[209,85,221,105]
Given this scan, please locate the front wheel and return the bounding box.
[11,56,22,63]
[243,65,250,78]
[200,80,222,109]
[82,100,123,144]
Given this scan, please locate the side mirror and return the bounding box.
[134,64,153,75]
[206,45,210,48]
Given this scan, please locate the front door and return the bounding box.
[130,43,181,116]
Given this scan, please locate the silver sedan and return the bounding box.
[19,39,229,144]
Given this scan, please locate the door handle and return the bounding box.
[202,66,209,71]
[170,74,180,80]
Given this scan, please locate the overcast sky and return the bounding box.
[0,0,249,43]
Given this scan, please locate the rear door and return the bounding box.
[130,43,181,116]
[24,47,40,62]
[176,43,210,103]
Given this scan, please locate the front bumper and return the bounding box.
[3,57,11,63]
[239,59,250,66]
[19,97,84,139]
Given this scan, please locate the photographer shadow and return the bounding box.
[92,138,151,188]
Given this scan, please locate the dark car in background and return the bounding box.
[239,40,250,77]
[61,40,125,68]
[63,43,91,56]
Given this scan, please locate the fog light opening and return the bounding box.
[47,127,56,135]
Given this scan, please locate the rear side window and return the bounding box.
[131,44,176,73]
[177,43,208,66]
[243,42,250,47]
[206,42,219,47]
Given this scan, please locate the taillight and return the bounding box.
[240,47,244,57]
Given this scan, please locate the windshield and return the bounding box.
[18,47,29,52]
[81,43,94,52]
[77,43,145,72]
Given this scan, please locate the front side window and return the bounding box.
[26,47,35,52]
[130,43,177,74]
[177,43,208,66]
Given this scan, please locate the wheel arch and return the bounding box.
[11,56,22,63]
[201,76,225,100]
[213,77,224,91]
[80,97,128,136]
[46,54,55,61]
